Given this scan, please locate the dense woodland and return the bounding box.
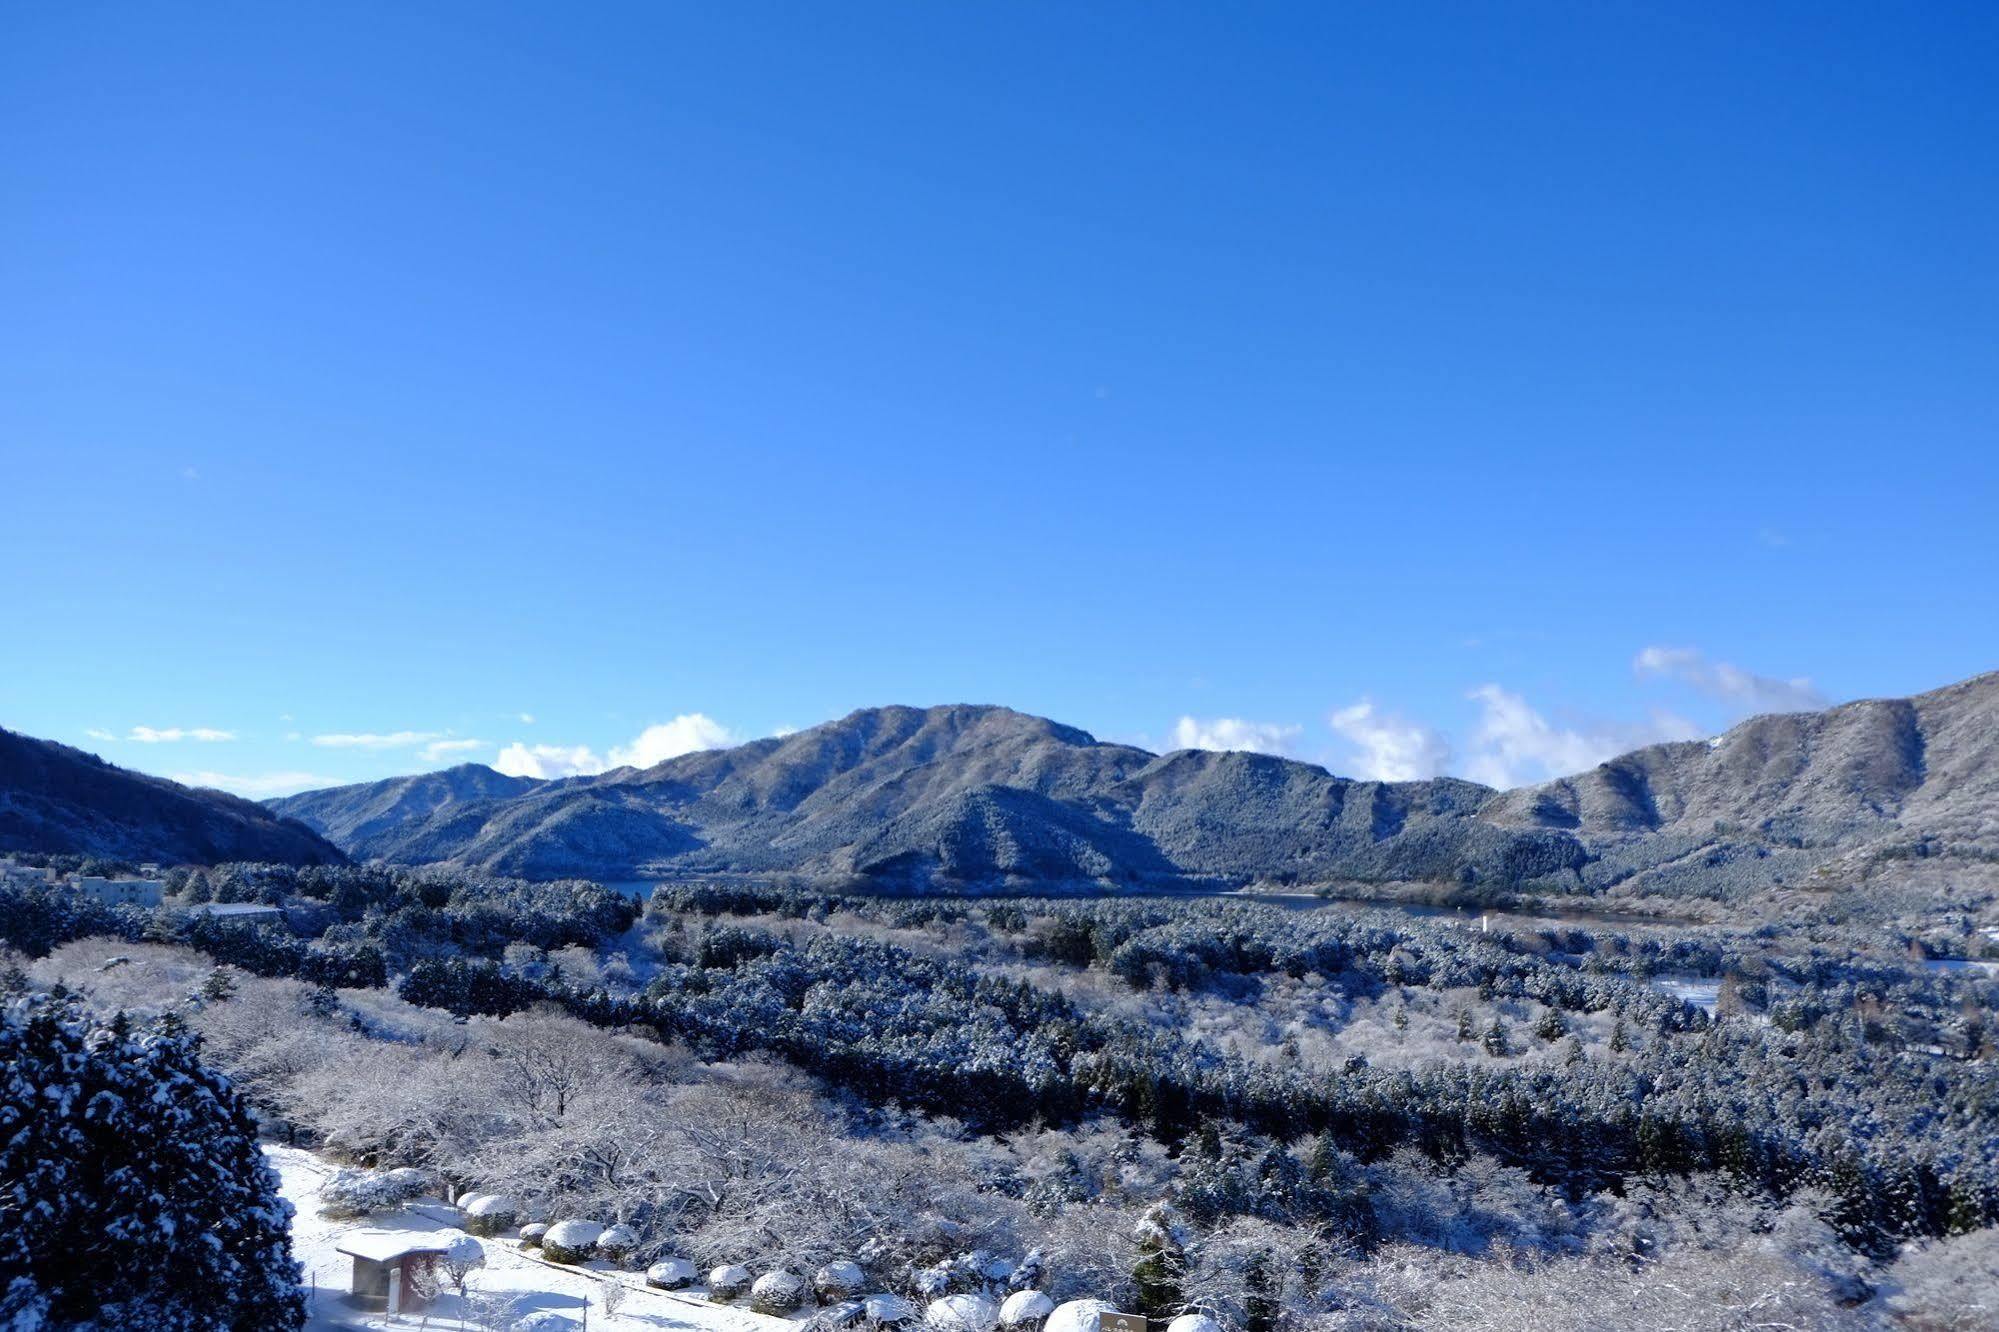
[4,862,1996,1329]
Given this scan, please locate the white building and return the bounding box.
[71,875,166,908]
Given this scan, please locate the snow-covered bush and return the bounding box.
[816,1260,867,1303]
[709,1264,752,1300]
[320,1166,426,1219]
[1165,1316,1219,1332]
[648,1257,698,1289]
[926,1293,999,1332]
[865,1293,920,1327]
[542,1219,605,1264]
[999,1290,1054,1331]
[1043,1299,1114,1332]
[752,1269,807,1315]
[0,994,307,1329]
[519,1222,549,1248]
[513,1312,579,1332]
[596,1223,639,1261]
[463,1193,522,1236]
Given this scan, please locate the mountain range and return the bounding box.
[0,728,345,867]
[262,671,1999,901]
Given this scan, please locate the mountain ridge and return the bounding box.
[0,728,346,867]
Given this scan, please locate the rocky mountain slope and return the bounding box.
[266,672,1999,899]
[0,729,346,866]
[267,762,540,852]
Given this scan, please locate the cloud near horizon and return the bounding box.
[1169,716,1303,756]
[1458,684,1702,789]
[311,730,444,749]
[493,713,738,780]
[1326,700,1451,781]
[127,726,235,743]
[170,770,344,798]
[1633,646,1825,713]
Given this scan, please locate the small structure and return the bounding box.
[335,1230,449,1314]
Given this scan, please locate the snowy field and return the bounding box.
[272,1145,794,1332]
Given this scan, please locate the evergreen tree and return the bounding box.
[0,994,306,1330]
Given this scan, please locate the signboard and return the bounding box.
[1100,1313,1147,1332]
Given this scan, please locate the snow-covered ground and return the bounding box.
[271,1145,795,1332]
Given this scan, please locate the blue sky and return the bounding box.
[3,3,1994,796]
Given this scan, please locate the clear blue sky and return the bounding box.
[4,2,1995,795]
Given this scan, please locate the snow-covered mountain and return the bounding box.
[264,672,1999,897]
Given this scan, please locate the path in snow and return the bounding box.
[271,1145,795,1332]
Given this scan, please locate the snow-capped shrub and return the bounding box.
[462,1193,521,1236]
[999,1291,1054,1331]
[519,1223,549,1249]
[816,1260,867,1303]
[1044,1300,1114,1332]
[865,1293,920,1327]
[320,1167,425,1219]
[1165,1317,1220,1332]
[445,1234,486,1269]
[514,1313,579,1332]
[384,1166,433,1196]
[596,1224,639,1261]
[542,1219,605,1264]
[648,1257,698,1289]
[926,1293,998,1332]
[752,1270,807,1315]
[709,1265,752,1300]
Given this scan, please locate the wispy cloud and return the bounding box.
[518,712,536,725]
[170,770,342,798]
[1460,684,1700,789]
[1632,646,1824,714]
[1169,716,1303,756]
[421,738,485,762]
[310,730,444,749]
[84,728,116,743]
[128,726,236,743]
[1326,700,1451,781]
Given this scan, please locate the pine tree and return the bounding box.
[1533,1009,1565,1042]
[1455,1007,1473,1042]
[1481,1019,1508,1057]
[0,994,307,1330]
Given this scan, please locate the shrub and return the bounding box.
[542,1219,605,1265]
[648,1258,698,1289]
[752,1270,806,1315]
[709,1265,752,1300]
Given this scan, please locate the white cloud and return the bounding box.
[1460,684,1701,788]
[772,725,800,739]
[608,714,737,769]
[84,728,116,743]
[311,730,444,749]
[490,712,736,780]
[518,712,536,724]
[1169,716,1303,756]
[1632,646,1824,713]
[421,738,485,763]
[493,742,606,780]
[170,770,341,798]
[1326,700,1451,781]
[129,726,236,743]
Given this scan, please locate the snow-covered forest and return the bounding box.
[2,863,1995,1329]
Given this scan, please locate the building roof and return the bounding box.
[335,1228,453,1263]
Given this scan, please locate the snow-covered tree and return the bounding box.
[0,994,306,1330]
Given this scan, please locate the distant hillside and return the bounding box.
[272,672,1999,900]
[268,763,540,850]
[0,729,346,866]
[277,703,1580,888]
[1482,669,1999,898]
